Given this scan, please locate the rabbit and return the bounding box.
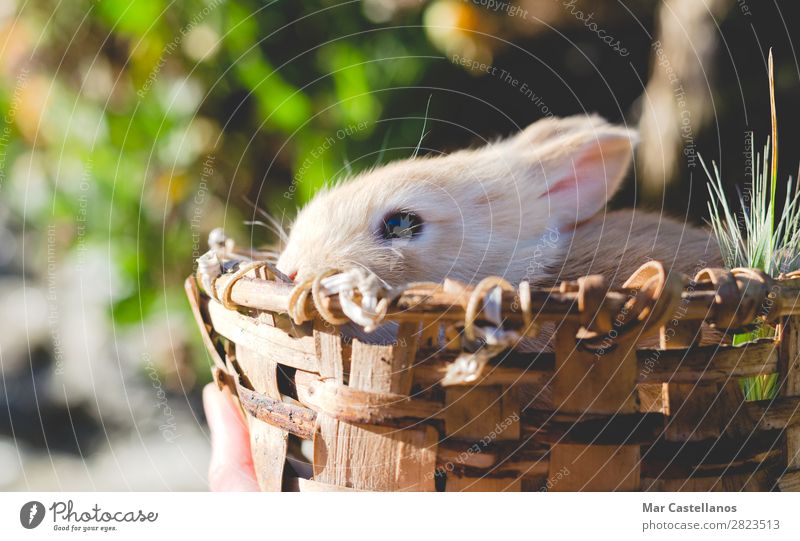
[276,114,721,290]
[274,114,724,418]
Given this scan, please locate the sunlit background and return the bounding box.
[1,0,799,490]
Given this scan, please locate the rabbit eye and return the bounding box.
[380,211,424,241]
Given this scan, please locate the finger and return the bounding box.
[203,383,260,491]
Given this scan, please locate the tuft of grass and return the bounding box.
[704,51,800,276]
[703,143,800,276]
[703,50,800,401]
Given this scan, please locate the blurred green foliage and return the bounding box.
[0,0,442,349]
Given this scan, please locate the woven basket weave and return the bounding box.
[186,244,800,491]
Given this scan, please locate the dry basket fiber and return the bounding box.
[187,244,800,491]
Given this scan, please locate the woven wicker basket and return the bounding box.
[186,243,800,492]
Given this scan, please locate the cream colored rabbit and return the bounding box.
[277,115,720,288]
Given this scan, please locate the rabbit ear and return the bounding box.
[523,119,638,230]
[507,114,609,147]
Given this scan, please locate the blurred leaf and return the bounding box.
[293,132,333,203]
[96,0,166,37]
[224,2,259,54]
[235,51,311,132]
[321,43,380,125]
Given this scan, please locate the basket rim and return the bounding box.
[196,260,800,334]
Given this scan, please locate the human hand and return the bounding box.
[202,383,260,491]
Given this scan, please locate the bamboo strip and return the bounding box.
[296,377,445,423]
[235,345,288,491]
[412,341,778,389]
[210,273,800,328]
[778,316,800,489]
[207,300,320,372]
